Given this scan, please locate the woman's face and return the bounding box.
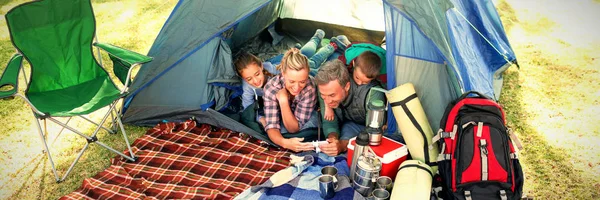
[240,63,265,88]
[282,68,309,96]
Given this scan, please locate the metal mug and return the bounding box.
[319,175,337,199]
[321,166,338,185]
[321,166,338,177]
[375,176,393,192]
[371,188,390,200]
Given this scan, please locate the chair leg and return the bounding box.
[60,143,91,182]
[51,117,72,147]
[33,118,61,182]
[114,109,135,160]
[79,115,115,134]
[39,102,136,182]
[109,103,118,134]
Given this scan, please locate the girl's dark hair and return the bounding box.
[233,51,262,75]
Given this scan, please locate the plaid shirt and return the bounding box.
[263,74,316,131]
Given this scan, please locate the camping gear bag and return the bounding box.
[435,91,524,200]
[347,136,408,180]
[390,160,433,200]
[385,83,439,172]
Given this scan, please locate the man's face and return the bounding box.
[282,68,310,96]
[318,80,350,108]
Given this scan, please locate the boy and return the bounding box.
[323,37,387,120]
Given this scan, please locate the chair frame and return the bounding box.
[5,35,146,183]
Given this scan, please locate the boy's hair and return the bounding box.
[315,60,350,87]
[233,51,262,75]
[278,48,309,73]
[354,51,381,79]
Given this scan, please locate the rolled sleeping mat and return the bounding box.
[390,160,433,200]
[386,83,438,172]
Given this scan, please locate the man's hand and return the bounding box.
[276,88,289,104]
[319,134,346,156]
[283,137,314,152]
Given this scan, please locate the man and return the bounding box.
[315,60,386,156]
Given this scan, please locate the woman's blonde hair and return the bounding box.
[277,48,309,73]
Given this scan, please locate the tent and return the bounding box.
[122,0,516,143]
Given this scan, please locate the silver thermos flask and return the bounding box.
[350,130,370,182]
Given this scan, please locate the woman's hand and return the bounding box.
[276,88,289,104]
[283,137,314,152]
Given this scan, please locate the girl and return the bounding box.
[234,51,279,127]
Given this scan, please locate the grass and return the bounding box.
[0,0,177,199]
[496,0,600,198]
[0,0,598,199]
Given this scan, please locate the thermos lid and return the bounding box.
[369,100,385,110]
[356,130,370,146]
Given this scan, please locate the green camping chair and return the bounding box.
[0,0,152,182]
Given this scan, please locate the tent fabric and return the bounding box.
[123,0,516,144]
[383,0,516,134]
[445,0,517,99]
[123,0,280,125]
[384,0,516,99]
[279,0,385,32]
[388,56,456,134]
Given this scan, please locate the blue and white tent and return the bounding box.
[122,0,517,142]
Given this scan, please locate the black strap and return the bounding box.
[398,164,433,177]
[390,93,431,165]
[390,93,418,107]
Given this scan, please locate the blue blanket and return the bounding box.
[235,153,366,200]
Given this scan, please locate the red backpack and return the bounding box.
[434,91,524,200]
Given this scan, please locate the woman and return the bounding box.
[263,48,318,152]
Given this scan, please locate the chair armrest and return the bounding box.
[0,54,24,99]
[94,42,152,86]
[94,42,152,65]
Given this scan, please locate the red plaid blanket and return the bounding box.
[61,120,291,199]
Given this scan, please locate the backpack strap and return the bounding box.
[437,154,451,162]
[499,190,508,200]
[432,125,457,143]
[508,128,524,150]
[465,191,472,200]
[480,139,489,181]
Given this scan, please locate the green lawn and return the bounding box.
[0,0,177,199]
[497,0,600,199]
[0,0,598,199]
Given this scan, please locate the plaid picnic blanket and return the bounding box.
[61,119,291,199]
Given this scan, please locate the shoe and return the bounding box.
[330,35,350,53]
[336,35,351,47]
[313,29,325,40]
[294,43,302,50]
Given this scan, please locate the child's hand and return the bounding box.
[324,107,334,121]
